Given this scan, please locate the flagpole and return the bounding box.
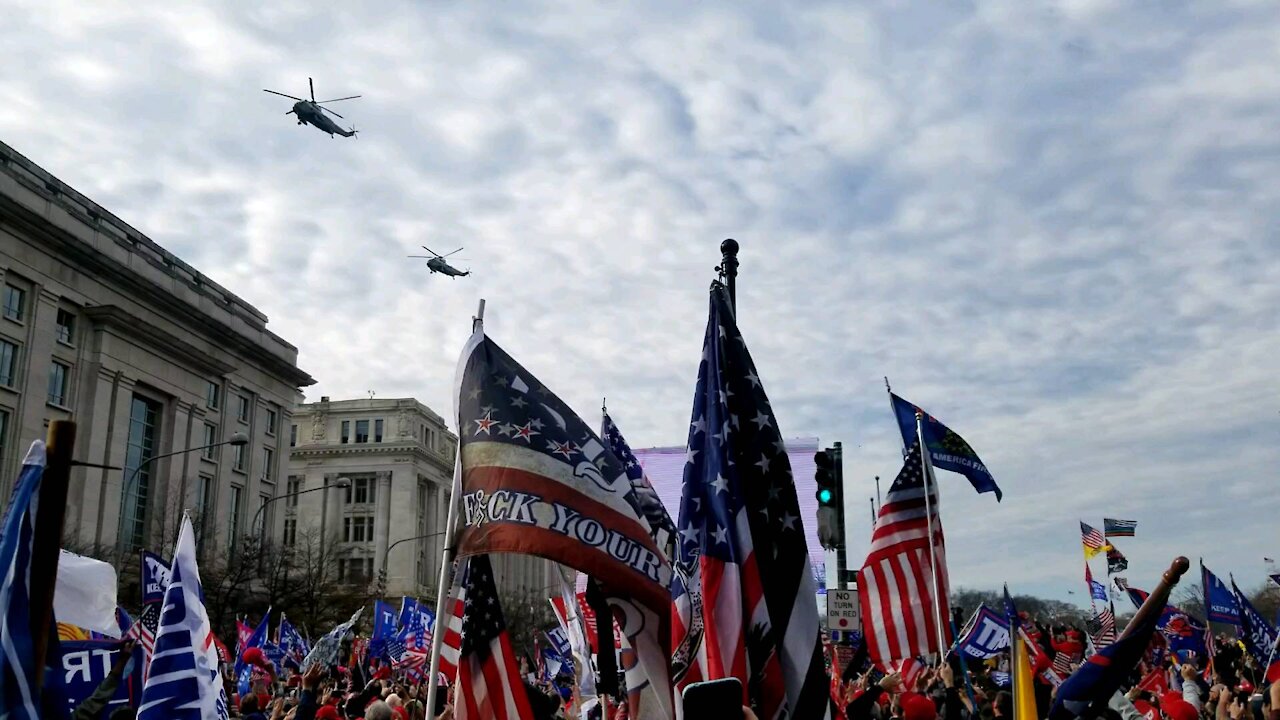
[425,300,485,717]
[915,412,948,658]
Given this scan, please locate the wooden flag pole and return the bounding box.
[425,300,486,717]
[31,420,76,691]
[1119,557,1189,641]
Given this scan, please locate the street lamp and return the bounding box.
[251,477,351,538]
[379,530,448,590]
[116,431,250,555]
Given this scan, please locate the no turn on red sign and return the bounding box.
[827,589,860,631]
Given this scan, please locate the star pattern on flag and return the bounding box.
[459,561,507,657]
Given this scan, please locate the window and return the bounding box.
[227,485,243,551]
[340,420,350,444]
[265,408,277,436]
[236,394,250,423]
[201,423,218,459]
[262,448,275,482]
[55,309,75,345]
[257,494,270,533]
[355,419,369,443]
[205,381,220,410]
[232,443,246,472]
[283,517,297,546]
[121,395,160,551]
[345,476,375,505]
[195,474,214,551]
[47,361,69,406]
[342,516,374,543]
[3,285,24,322]
[0,340,17,387]
[0,409,9,472]
[338,557,374,583]
[286,477,301,506]
[289,424,297,447]
[374,419,383,443]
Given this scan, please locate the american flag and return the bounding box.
[672,286,829,720]
[859,440,951,668]
[1102,519,1137,538]
[438,571,467,682]
[1080,522,1108,558]
[1092,608,1118,647]
[602,412,677,569]
[454,554,534,720]
[125,602,162,681]
[1052,651,1073,676]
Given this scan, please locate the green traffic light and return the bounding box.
[818,488,833,504]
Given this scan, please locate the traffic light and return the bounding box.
[815,448,842,549]
[814,450,837,507]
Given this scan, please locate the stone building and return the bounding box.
[0,140,314,561]
[287,397,547,599]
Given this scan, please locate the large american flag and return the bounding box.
[454,554,534,720]
[859,440,952,668]
[438,570,467,682]
[672,285,829,720]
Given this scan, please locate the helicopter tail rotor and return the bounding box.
[309,77,316,102]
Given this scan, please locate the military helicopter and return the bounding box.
[263,78,361,138]
[408,246,471,277]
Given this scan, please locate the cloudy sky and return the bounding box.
[4,0,1277,605]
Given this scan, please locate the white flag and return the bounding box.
[138,514,228,720]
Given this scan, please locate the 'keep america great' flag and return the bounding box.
[453,327,672,614]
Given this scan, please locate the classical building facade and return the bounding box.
[0,140,314,562]
[287,397,547,599]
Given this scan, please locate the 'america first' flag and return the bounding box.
[453,326,672,614]
[672,285,829,720]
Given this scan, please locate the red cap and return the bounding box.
[242,647,267,667]
[1162,699,1197,720]
[316,706,341,720]
[374,665,392,680]
[901,692,937,720]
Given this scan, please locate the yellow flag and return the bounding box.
[1011,629,1039,720]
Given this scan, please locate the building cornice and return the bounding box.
[290,442,455,473]
[0,145,315,388]
[86,305,238,377]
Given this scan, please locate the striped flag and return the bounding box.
[437,569,467,682]
[1103,519,1136,538]
[860,440,951,669]
[1087,608,1117,648]
[1080,522,1109,559]
[124,603,161,681]
[672,286,830,719]
[454,555,533,720]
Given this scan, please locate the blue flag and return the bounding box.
[140,552,172,605]
[951,605,1010,660]
[890,392,1002,500]
[1089,580,1109,603]
[1122,585,1207,659]
[60,640,133,716]
[397,598,418,630]
[234,610,270,697]
[1230,579,1279,680]
[138,514,229,720]
[1201,563,1240,626]
[0,441,69,720]
[369,600,399,656]
[1049,601,1159,720]
[278,617,308,665]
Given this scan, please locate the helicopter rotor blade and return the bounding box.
[285,110,295,115]
[442,248,464,257]
[407,255,434,258]
[421,246,442,258]
[319,106,344,119]
[264,89,304,101]
[309,77,315,102]
[317,95,362,103]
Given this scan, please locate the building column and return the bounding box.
[94,372,137,551]
[373,471,392,579]
[324,473,343,542]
